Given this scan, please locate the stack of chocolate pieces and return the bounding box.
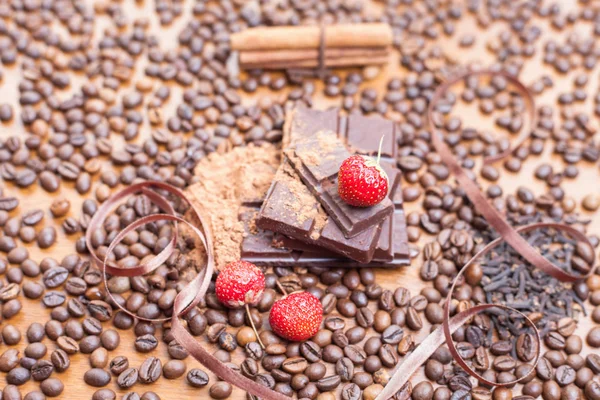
[239,106,409,268]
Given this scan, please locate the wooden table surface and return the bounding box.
[1,0,599,399]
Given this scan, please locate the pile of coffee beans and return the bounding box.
[1,0,600,399]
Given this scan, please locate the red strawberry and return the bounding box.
[215,260,265,308]
[338,154,389,207]
[269,292,323,341]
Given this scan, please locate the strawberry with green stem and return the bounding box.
[268,283,323,342]
[338,136,389,207]
[215,260,266,348]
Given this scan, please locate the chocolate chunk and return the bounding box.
[256,160,382,263]
[285,131,393,238]
[277,162,406,264]
[251,105,408,265]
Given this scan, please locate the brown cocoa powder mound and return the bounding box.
[184,143,280,269]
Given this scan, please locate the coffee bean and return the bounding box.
[92,389,117,400]
[341,383,361,400]
[110,356,129,375]
[40,378,64,397]
[336,357,354,382]
[209,382,232,399]
[50,349,70,372]
[379,344,398,368]
[49,199,70,217]
[406,307,423,330]
[493,355,517,372]
[43,267,69,288]
[516,333,538,362]
[316,376,341,392]
[299,341,321,363]
[412,381,434,400]
[187,369,209,387]
[139,357,161,384]
[135,334,158,353]
[536,357,554,381]
[117,368,139,389]
[587,327,600,347]
[586,381,600,400]
[281,357,308,374]
[381,325,404,344]
[84,368,112,387]
[7,367,31,385]
[546,331,566,350]
[0,349,20,372]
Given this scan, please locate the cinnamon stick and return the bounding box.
[231,23,392,51]
[239,47,388,65]
[240,55,389,70]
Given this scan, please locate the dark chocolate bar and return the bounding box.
[256,105,406,264]
[285,130,393,238]
[277,163,406,263]
[241,204,410,268]
[256,160,382,263]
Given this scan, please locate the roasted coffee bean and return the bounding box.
[43,267,69,288]
[585,381,600,400]
[40,378,64,397]
[517,333,538,362]
[316,376,341,392]
[7,367,31,385]
[536,357,554,381]
[322,345,343,363]
[412,381,434,400]
[88,301,112,321]
[493,355,517,372]
[299,342,321,363]
[394,287,411,307]
[210,382,232,399]
[56,336,79,354]
[84,368,112,387]
[336,357,355,382]
[135,334,158,353]
[344,345,366,365]
[139,357,161,384]
[117,368,139,389]
[341,383,361,400]
[545,331,566,350]
[382,325,404,344]
[51,349,70,372]
[0,349,20,372]
[555,365,576,386]
[281,356,308,374]
[304,363,325,382]
[588,327,600,347]
[379,344,398,368]
[187,369,209,387]
[406,307,423,330]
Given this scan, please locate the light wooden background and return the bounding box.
[0,0,598,399]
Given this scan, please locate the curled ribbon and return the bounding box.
[86,181,291,400]
[375,70,596,400]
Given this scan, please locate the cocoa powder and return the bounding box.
[185,144,280,268]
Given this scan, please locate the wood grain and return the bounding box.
[0,0,598,399]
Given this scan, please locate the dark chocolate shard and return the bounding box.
[341,113,398,160]
[241,205,410,268]
[283,105,340,148]
[285,130,393,238]
[256,160,382,263]
[278,160,403,263]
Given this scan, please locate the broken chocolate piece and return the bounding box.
[285,130,393,238]
[256,160,382,263]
